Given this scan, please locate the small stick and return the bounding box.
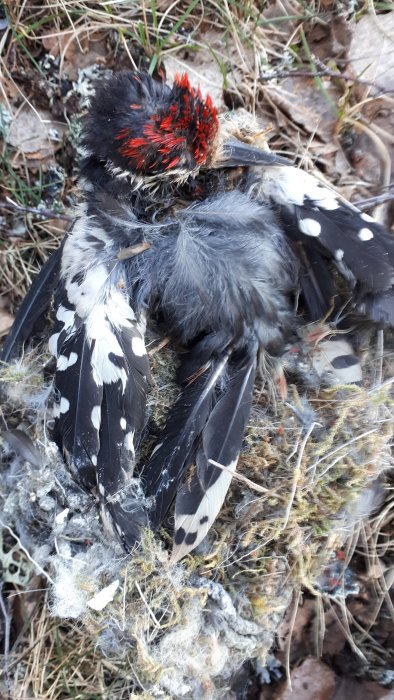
[117,241,151,260]
[208,458,284,499]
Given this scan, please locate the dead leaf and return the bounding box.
[0,311,14,336]
[307,17,351,60]
[274,658,336,700]
[6,109,65,159]
[262,1,304,35]
[42,30,89,59]
[263,77,339,142]
[332,678,393,700]
[348,13,394,95]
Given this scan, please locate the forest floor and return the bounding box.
[0,1,394,699]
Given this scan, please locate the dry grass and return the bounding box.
[1,1,394,698]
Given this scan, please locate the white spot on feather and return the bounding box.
[87,579,119,611]
[49,333,60,357]
[171,457,239,563]
[91,406,101,431]
[361,212,374,223]
[124,431,135,456]
[59,397,69,414]
[299,218,321,237]
[120,417,127,430]
[57,355,68,371]
[335,248,344,261]
[358,227,374,241]
[55,508,69,525]
[131,336,146,357]
[92,455,98,467]
[56,305,75,329]
[67,352,78,367]
[57,352,79,371]
[260,167,340,210]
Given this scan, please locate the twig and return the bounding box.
[354,192,394,209]
[208,458,284,499]
[1,200,72,222]
[0,586,12,697]
[306,428,379,474]
[259,67,393,96]
[134,581,162,629]
[282,421,317,529]
[284,589,301,688]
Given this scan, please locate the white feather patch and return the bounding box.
[55,508,69,525]
[311,338,362,385]
[91,405,101,430]
[131,336,147,357]
[86,579,119,611]
[299,218,321,237]
[259,166,341,211]
[59,397,70,414]
[358,227,374,241]
[171,457,238,564]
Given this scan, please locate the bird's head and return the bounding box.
[81,70,289,187]
[82,71,220,182]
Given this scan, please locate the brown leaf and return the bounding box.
[263,77,339,143]
[332,678,393,700]
[6,109,65,158]
[274,658,336,700]
[0,311,14,336]
[348,13,394,95]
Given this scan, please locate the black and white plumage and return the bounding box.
[2,70,394,560]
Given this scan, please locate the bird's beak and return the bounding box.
[214,139,291,168]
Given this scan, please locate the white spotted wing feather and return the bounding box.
[257,166,394,306]
[50,213,149,545]
[171,347,257,562]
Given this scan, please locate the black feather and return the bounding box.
[143,346,231,528]
[171,341,258,562]
[1,244,63,362]
[296,244,336,320]
[52,326,102,490]
[256,165,394,308]
[97,382,149,547]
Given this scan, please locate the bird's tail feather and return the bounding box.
[143,344,231,528]
[143,337,258,560]
[171,341,257,561]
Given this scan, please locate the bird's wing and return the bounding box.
[257,166,394,324]
[50,207,150,546]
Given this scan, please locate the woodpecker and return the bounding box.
[3,71,394,562]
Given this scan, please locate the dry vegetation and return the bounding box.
[0,1,394,699]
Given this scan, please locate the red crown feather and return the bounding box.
[115,73,219,173]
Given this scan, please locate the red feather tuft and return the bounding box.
[174,72,193,92]
[115,73,218,173]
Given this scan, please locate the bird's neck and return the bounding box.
[78,155,248,221]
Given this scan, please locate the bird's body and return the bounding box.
[3,70,394,561]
